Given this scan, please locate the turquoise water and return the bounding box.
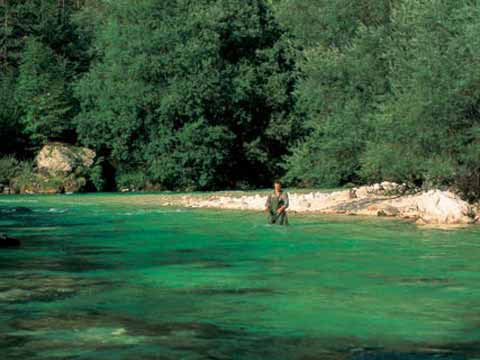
[1,194,480,359]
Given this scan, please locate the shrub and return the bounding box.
[0,156,21,184]
[116,171,148,192]
[10,161,36,192]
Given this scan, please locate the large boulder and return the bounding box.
[9,143,96,194]
[414,190,475,225]
[36,142,95,176]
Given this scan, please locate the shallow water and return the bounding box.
[1,194,480,359]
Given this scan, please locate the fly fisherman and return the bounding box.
[265,180,289,225]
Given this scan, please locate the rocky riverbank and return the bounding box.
[148,182,478,226]
[1,143,477,226]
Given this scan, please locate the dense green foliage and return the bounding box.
[16,37,74,145]
[278,0,393,186]
[74,0,299,190]
[1,0,480,198]
[0,0,88,154]
[278,0,480,200]
[0,155,21,184]
[362,0,480,201]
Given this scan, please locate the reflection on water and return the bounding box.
[1,194,480,359]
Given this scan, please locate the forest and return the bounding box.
[1,0,480,200]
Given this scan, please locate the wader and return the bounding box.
[266,192,289,225]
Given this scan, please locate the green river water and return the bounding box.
[1,194,480,359]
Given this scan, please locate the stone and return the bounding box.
[473,203,480,222]
[0,289,32,301]
[0,234,21,248]
[9,143,96,194]
[9,207,32,214]
[352,186,370,198]
[414,190,475,225]
[376,206,400,217]
[381,181,407,195]
[372,183,382,192]
[36,142,95,176]
[352,182,407,198]
[349,188,357,199]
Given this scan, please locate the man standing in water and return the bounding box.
[265,180,289,225]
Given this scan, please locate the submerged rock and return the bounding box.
[0,234,21,248]
[0,286,76,303]
[14,206,32,214]
[0,288,33,302]
[0,273,115,305]
[0,207,32,214]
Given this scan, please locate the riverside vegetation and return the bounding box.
[1,0,480,203]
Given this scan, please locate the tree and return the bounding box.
[0,0,95,154]
[0,69,27,155]
[15,37,73,145]
[75,0,300,190]
[360,0,480,199]
[274,0,394,49]
[0,0,90,71]
[283,1,393,187]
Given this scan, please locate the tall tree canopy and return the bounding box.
[75,0,300,190]
[0,0,92,154]
[278,0,480,200]
[359,0,480,200]
[2,0,480,199]
[280,0,394,186]
[15,37,74,145]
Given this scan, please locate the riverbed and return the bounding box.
[1,194,480,359]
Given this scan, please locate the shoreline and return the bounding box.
[147,183,478,227]
[88,184,479,227]
[164,187,478,227]
[2,182,479,227]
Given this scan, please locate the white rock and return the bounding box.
[415,190,474,225]
[36,142,96,175]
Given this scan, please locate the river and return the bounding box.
[1,194,480,359]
